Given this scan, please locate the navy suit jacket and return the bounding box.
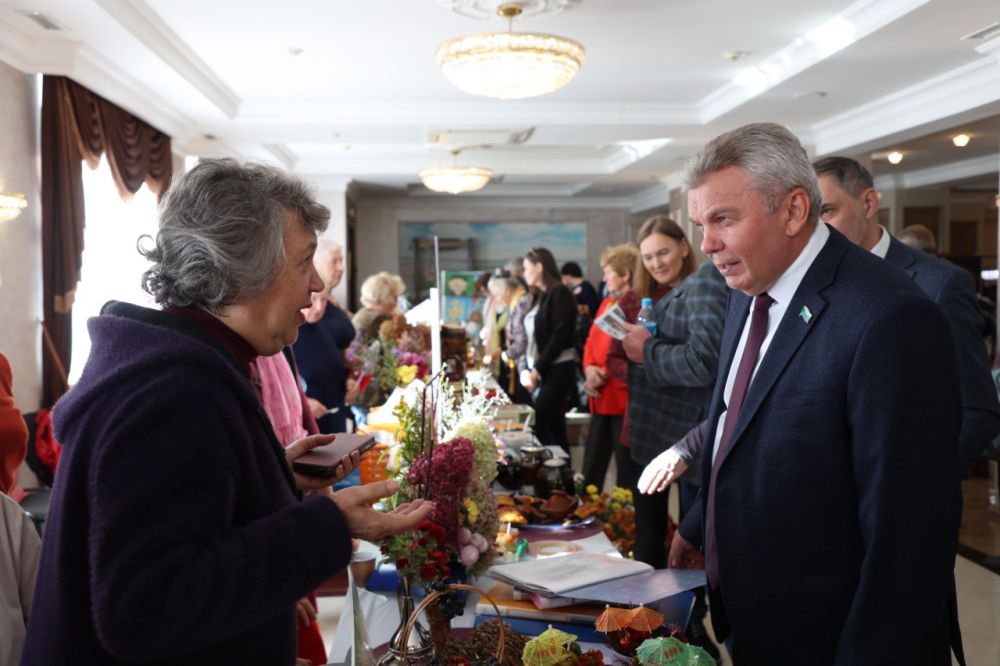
[681,227,963,664]
[884,237,1000,472]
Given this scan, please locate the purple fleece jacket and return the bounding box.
[22,302,352,665]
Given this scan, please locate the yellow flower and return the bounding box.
[396,364,418,386]
[585,484,599,496]
[463,497,480,525]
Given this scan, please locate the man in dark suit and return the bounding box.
[814,156,1000,474]
[671,124,963,664]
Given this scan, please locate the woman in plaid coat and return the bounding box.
[611,216,729,567]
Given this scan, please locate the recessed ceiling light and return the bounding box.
[952,133,970,147]
[791,90,828,99]
[887,151,903,165]
[721,50,750,62]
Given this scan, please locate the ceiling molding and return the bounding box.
[73,45,196,139]
[94,0,241,118]
[875,154,999,190]
[0,17,38,72]
[360,194,634,210]
[409,182,587,197]
[262,144,297,170]
[237,101,699,126]
[975,35,1000,60]
[296,153,628,176]
[628,183,670,213]
[811,55,1000,155]
[698,0,930,123]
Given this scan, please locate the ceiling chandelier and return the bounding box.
[435,3,585,100]
[420,150,493,194]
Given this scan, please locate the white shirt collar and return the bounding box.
[765,222,830,307]
[870,225,891,259]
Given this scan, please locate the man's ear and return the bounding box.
[784,186,812,237]
[861,187,880,222]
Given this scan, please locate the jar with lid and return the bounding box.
[518,445,550,495]
[536,458,570,500]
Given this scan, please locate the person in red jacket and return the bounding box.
[0,352,28,501]
[581,244,640,490]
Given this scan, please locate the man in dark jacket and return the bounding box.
[672,124,962,664]
[22,160,432,665]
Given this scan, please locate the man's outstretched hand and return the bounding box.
[331,479,435,541]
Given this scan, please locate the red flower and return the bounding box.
[417,537,429,547]
[396,558,409,569]
[420,564,439,580]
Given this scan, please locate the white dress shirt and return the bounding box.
[711,222,831,462]
[870,225,891,259]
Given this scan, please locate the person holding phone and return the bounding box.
[23,160,434,665]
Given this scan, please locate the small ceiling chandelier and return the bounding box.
[436,3,586,100]
[420,150,493,194]
[0,192,27,222]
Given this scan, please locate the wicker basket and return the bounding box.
[398,583,525,665]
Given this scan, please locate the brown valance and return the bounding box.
[40,75,173,407]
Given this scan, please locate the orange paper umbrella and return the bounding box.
[628,604,665,632]
[595,604,632,633]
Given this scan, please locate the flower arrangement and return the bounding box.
[346,315,432,401]
[574,484,637,557]
[378,373,509,583]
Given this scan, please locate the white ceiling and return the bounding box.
[1,0,998,207]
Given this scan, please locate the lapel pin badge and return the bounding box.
[799,305,813,323]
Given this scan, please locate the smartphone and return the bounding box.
[292,433,376,477]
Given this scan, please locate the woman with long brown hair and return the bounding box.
[607,215,729,656]
[521,247,578,451]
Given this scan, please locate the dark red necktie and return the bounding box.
[705,292,774,589]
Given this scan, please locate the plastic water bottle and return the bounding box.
[637,297,656,335]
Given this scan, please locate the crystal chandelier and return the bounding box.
[420,151,493,194]
[436,3,585,100]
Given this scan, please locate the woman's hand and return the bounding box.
[296,597,317,627]
[331,480,435,541]
[344,378,360,405]
[285,433,363,491]
[583,365,606,396]
[621,322,652,363]
[307,398,328,419]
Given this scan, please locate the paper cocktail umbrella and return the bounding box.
[595,605,632,633]
[628,604,665,632]
[521,626,578,666]
[635,637,716,666]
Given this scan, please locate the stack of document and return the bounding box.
[487,551,652,597]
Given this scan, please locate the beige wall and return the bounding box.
[0,63,41,411]
[353,198,635,301]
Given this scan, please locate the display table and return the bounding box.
[327,530,694,663]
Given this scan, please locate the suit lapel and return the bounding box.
[715,229,849,468]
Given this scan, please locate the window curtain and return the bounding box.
[40,75,173,407]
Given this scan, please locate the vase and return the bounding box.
[376,575,433,665]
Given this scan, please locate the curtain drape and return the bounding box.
[40,75,173,407]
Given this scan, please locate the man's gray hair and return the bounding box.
[683,123,821,225]
[140,158,329,310]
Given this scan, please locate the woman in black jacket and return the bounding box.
[522,247,578,451]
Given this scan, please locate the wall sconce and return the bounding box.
[0,192,27,222]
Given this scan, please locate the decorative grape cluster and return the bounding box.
[429,580,465,620]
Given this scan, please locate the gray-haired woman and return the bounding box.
[22,159,433,665]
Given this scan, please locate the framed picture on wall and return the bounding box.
[399,221,588,300]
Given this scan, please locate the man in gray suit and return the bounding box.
[814,156,1000,474]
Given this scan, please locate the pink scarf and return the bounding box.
[255,353,308,447]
